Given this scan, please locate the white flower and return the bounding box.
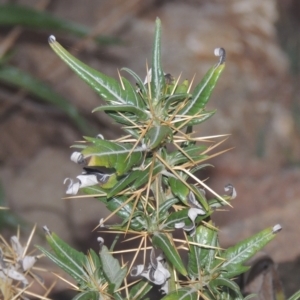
[70,151,85,164]
[64,174,99,195]
[130,248,170,294]
[175,191,206,235]
[0,236,38,287]
[10,236,37,271]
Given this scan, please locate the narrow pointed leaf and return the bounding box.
[168,178,208,210]
[162,208,190,230]
[93,104,149,121]
[220,225,282,278]
[72,291,99,300]
[48,36,139,107]
[151,18,165,103]
[167,145,207,166]
[121,67,148,99]
[186,110,216,126]
[158,197,178,219]
[42,230,86,271]
[81,139,143,175]
[37,246,85,284]
[37,234,86,284]
[161,287,198,300]
[288,290,300,300]
[0,65,90,134]
[106,171,141,198]
[209,278,243,297]
[169,177,189,205]
[145,125,172,150]
[165,93,191,111]
[122,76,145,109]
[132,161,165,189]
[99,245,127,293]
[106,197,146,230]
[129,280,152,300]
[112,293,123,300]
[187,223,219,274]
[152,232,187,276]
[178,48,225,118]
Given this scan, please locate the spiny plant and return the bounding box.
[37,19,286,300]
[0,225,53,300]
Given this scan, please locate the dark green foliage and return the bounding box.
[39,18,284,300]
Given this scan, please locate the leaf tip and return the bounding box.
[43,225,51,234]
[272,224,282,234]
[48,35,56,44]
[214,47,226,65]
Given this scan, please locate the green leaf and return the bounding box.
[72,291,99,300]
[167,144,207,166]
[121,67,148,99]
[37,246,85,285]
[175,79,189,94]
[162,208,190,230]
[106,171,141,198]
[187,223,219,276]
[161,287,198,300]
[128,280,152,300]
[152,232,187,276]
[168,177,208,210]
[0,4,119,45]
[288,290,300,300]
[87,249,102,274]
[151,18,165,103]
[0,65,91,134]
[220,225,282,278]
[48,36,139,108]
[132,160,165,189]
[82,139,143,175]
[99,245,127,293]
[106,197,146,230]
[168,177,189,205]
[122,76,145,109]
[186,110,216,126]
[209,278,243,298]
[145,125,172,150]
[158,197,178,220]
[37,229,87,284]
[93,104,149,121]
[178,49,225,119]
[164,93,192,111]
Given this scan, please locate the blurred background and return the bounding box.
[0,0,300,298]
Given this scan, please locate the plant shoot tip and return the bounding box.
[214,47,226,64]
[273,224,282,233]
[43,225,50,233]
[48,35,56,43]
